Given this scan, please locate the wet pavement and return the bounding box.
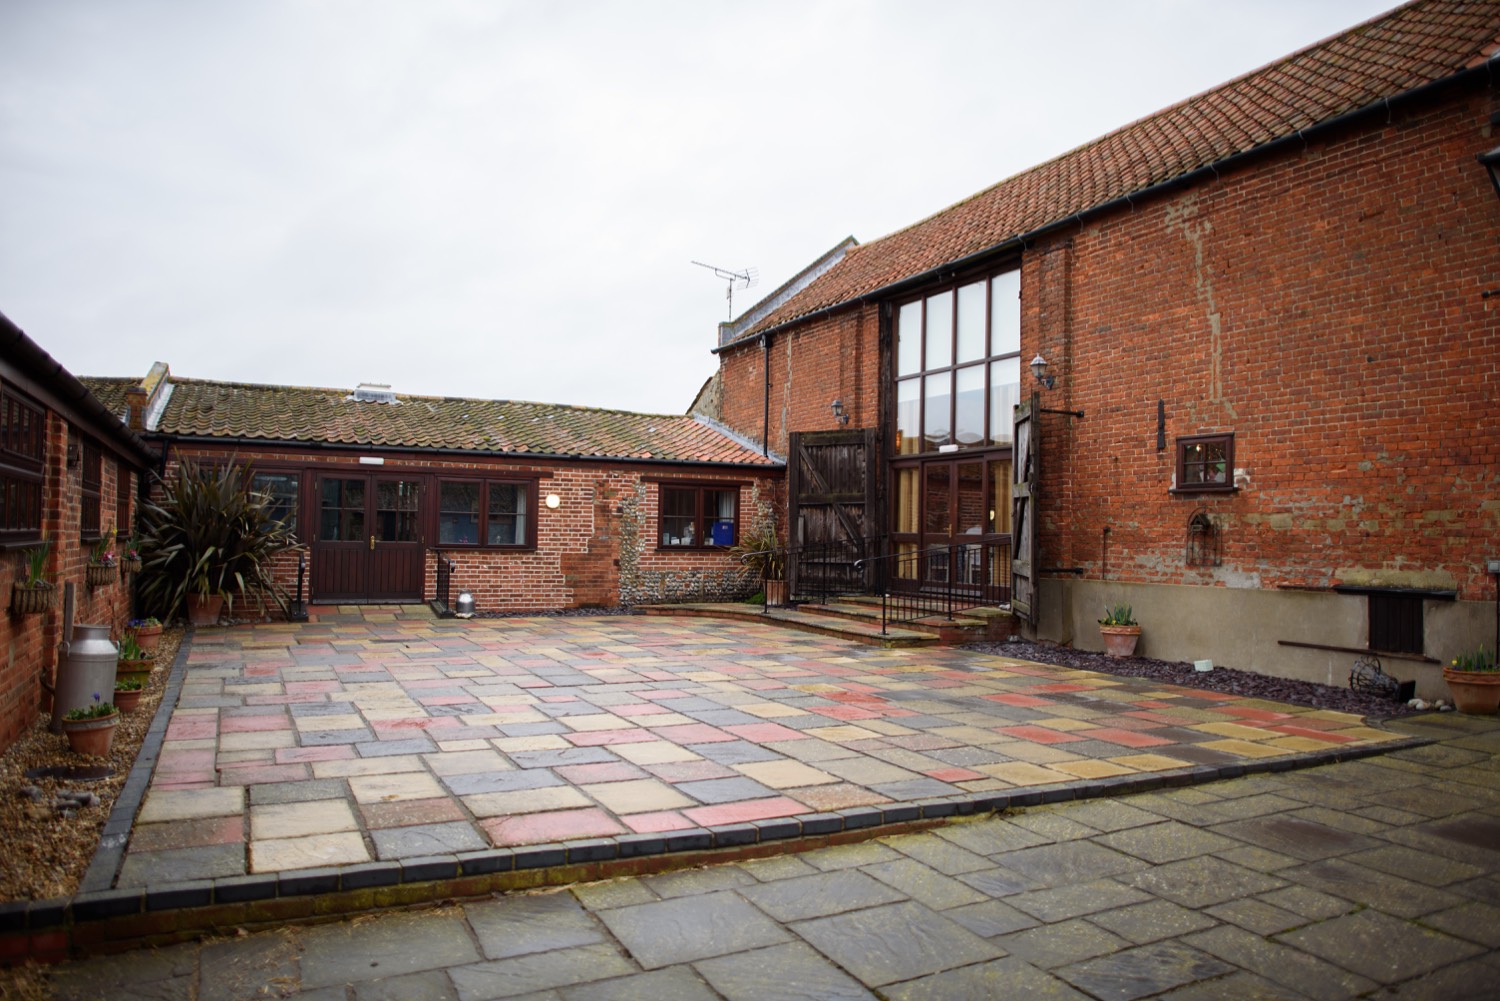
[45,710,1500,999]
[109,606,1401,890]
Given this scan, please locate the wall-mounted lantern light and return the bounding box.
[831,399,850,426]
[1478,145,1500,202]
[66,441,80,467]
[1029,355,1055,390]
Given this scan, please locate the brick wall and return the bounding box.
[0,412,140,751]
[1027,80,1500,607]
[163,445,782,614]
[717,305,882,457]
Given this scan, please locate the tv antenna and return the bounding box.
[692,260,759,320]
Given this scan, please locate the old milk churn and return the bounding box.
[51,623,118,733]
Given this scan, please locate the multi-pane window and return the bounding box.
[80,437,102,539]
[895,270,1021,455]
[438,480,530,547]
[660,485,737,548]
[250,472,300,536]
[0,386,45,543]
[1175,434,1234,492]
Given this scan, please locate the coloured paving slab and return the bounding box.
[105,606,1405,891]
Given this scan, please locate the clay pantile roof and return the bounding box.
[81,376,775,466]
[736,0,1500,341]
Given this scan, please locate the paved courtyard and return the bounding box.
[49,711,1500,999]
[112,606,1403,887]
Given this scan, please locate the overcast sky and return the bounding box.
[1,0,1396,415]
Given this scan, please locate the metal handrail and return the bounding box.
[433,549,457,614]
[854,538,1013,635]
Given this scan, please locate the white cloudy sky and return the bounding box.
[1,0,1395,414]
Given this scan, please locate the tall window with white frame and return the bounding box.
[891,269,1021,594]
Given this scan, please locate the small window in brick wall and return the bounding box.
[0,384,45,543]
[660,485,737,548]
[80,437,102,539]
[1368,592,1424,655]
[1174,433,1234,493]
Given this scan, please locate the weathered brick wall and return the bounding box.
[1029,80,1500,606]
[0,412,139,751]
[161,445,781,613]
[717,305,881,457]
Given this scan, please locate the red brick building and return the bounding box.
[83,368,781,615]
[700,0,1500,697]
[1,312,155,750]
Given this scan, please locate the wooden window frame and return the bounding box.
[892,266,1022,458]
[1173,433,1235,494]
[246,468,302,540]
[80,436,102,540]
[435,477,536,550]
[658,483,739,550]
[0,384,45,545]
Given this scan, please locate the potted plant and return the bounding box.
[118,534,143,575]
[86,527,117,588]
[128,616,163,654]
[1099,604,1141,658]
[136,459,300,625]
[113,676,146,715]
[1444,645,1500,715]
[731,524,787,607]
[10,540,55,615]
[115,632,155,688]
[61,695,120,756]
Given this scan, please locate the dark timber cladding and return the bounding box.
[787,428,878,593]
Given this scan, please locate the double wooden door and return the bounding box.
[311,474,424,602]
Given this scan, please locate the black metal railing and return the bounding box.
[289,551,309,622]
[433,550,457,615]
[789,536,877,605]
[855,539,1013,634]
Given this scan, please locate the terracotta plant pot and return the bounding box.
[186,594,225,626]
[131,623,163,654]
[1100,624,1142,658]
[1443,668,1500,715]
[86,562,115,588]
[764,579,789,608]
[114,688,145,714]
[10,582,55,615]
[61,713,119,756]
[116,660,153,689]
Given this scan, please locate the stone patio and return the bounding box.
[108,605,1404,890]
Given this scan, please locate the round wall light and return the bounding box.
[545,493,561,509]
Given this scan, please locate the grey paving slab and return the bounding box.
[880,956,1094,1001]
[1007,877,1153,923]
[997,917,1133,969]
[1183,925,1376,1000]
[1123,856,1288,908]
[739,869,907,922]
[594,891,791,969]
[792,900,1004,987]
[300,910,482,989]
[353,970,460,1001]
[466,891,608,961]
[1276,908,1486,984]
[1096,821,1243,864]
[558,965,720,1001]
[1057,941,1236,1001]
[373,821,490,859]
[693,942,877,1001]
[1090,899,1220,945]
[448,943,637,1001]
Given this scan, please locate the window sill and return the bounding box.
[1169,486,1238,496]
[657,546,735,553]
[435,545,536,553]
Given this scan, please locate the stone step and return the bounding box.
[636,602,939,648]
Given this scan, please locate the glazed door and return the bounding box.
[311,475,424,602]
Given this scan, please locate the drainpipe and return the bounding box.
[761,332,771,457]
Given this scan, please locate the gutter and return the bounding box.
[718,58,1499,347]
[140,433,786,472]
[0,311,157,466]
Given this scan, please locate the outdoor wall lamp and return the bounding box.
[831,399,850,426]
[1030,355,1056,390]
[1477,144,1500,202]
[66,441,80,467]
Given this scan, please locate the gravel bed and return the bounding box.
[0,628,182,903]
[964,638,1418,718]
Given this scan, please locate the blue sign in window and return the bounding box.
[711,520,735,546]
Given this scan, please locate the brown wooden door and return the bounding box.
[1011,393,1038,626]
[787,429,875,595]
[312,474,424,602]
